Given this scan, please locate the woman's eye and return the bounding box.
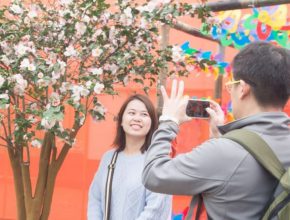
[128,111,135,115]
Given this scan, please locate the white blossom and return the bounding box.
[85,81,92,89]
[11,74,28,96]
[0,94,9,100]
[37,72,44,78]
[37,78,50,88]
[123,75,129,86]
[60,0,73,6]
[57,60,67,70]
[60,82,70,94]
[0,76,5,88]
[75,22,87,36]
[27,5,38,18]
[90,68,103,75]
[58,31,65,40]
[93,82,105,94]
[20,58,30,69]
[64,45,78,57]
[79,115,85,125]
[82,15,91,23]
[10,4,23,14]
[93,104,107,119]
[20,58,36,71]
[92,47,103,57]
[41,118,56,130]
[70,85,90,103]
[52,71,61,80]
[30,103,38,111]
[109,64,119,75]
[49,92,61,107]
[140,18,149,29]
[80,87,90,97]
[172,45,184,62]
[31,139,42,148]
[93,29,103,39]
[14,43,29,57]
[1,55,11,66]
[120,7,133,25]
[0,41,12,54]
[58,122,64,132]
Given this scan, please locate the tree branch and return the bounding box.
[173,20,229,46]
[203,0,290,12]
[8,106,12,139]
[173,0,290,47]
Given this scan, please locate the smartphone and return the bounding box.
[186,99,210,118]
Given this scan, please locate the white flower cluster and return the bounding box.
[0,0,198,148]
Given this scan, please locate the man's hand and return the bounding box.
[160,80,191,125]
[206,100,225,138]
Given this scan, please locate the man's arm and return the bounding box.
[142,121,227,196]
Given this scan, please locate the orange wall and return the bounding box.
[2,77,290,219]
[0,77,218,220]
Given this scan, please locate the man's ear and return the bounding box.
[239,80,251,99]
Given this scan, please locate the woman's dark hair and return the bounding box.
[232,41,290,107]
[112,94,158,153]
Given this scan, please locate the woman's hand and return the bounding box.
[160,80,192,125]
[206,100,225,138]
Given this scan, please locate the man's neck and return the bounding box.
[239,102,283,119]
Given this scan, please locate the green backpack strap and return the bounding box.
[223,129,285,183]
[223,129,290,220]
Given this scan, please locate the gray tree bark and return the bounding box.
[204,0,290,12]
[157,24,170,116]
[214,44,225,103]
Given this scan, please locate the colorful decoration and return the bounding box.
[222,101,235,122]
[180,6,290,122]
[208,5,290,49]
[180,41,231,79]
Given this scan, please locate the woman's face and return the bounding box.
[121,99,152,140]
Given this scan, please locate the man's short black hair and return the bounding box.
[232,41,290,107]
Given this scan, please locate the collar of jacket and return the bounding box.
[218,112,290,135]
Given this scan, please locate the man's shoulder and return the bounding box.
[204,137,249,153]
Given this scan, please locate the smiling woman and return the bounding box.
[120,99,152,152]
[87,94,172,220]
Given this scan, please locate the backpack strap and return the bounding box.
[104,151,118,220]
[185,194,203,220]
[223,129,290,191]
[224,129,290,220]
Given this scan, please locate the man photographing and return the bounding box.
[142,42,290,219]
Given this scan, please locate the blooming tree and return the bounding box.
[0,0,210,219]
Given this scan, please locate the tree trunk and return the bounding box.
[157,24,170,116]
[40,164,58,220]
[214,44,225,104]
[9,149,26,220]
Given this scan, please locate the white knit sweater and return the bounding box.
[87,149,172,220]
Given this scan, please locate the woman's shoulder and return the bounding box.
[101,148,117,161]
